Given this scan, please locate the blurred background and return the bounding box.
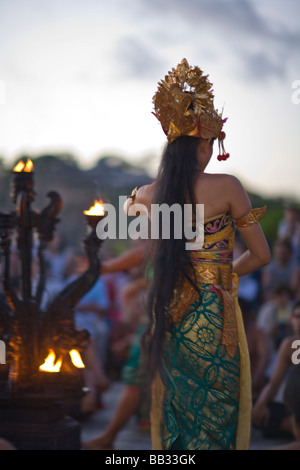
[0,0,299,249]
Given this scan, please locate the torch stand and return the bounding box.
[0,162,104,449]
[0,394,81,450]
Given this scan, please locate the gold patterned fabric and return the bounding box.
[151,209,265,450]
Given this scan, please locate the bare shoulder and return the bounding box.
[202,173,244,189]
[203,173,250,218]
[219,174,251,219]
[216,173,245,191]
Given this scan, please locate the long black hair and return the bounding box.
[146,135,202,378]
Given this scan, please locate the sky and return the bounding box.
[0,0,299,199]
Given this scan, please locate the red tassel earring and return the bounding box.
[217,131,230,161]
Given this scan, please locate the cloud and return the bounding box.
[114,35,165,80]
[133,0,300,82]
[239,51,286,80]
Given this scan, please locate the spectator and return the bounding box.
[75,277,111,366]
[272,364,300,450]
[261,239,297,302]
[234,236,261,308]
[239,299,272,399]
[291,265,300,302]
[252,300,300,440]
[82,279,150,450]
[71,274,112,416]
[256,285,294,351]
[44,232,73,282]
[277,205,300,260]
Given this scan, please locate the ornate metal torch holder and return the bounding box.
[0,160,105,449]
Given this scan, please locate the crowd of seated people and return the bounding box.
[234,204,300,448]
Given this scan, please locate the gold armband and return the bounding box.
[234,206,267,228]
[126,187,138,205]
[126,187,140,215]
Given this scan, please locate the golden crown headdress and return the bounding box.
[152,59,229,160]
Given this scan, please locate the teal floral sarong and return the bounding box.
[161,289,240,450]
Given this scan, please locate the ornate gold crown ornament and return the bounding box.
[152,58,229,161]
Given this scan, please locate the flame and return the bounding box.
[24,159,34,172]
[13,161,25,172]
[13,158,34,173]
[69,349,85,368]
[84,199,105,216]
[39,349,62,373]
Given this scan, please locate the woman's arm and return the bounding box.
[101,183,156,275]
[226,176,271,276]
[101,244,146,274]
[232,230,271,277]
